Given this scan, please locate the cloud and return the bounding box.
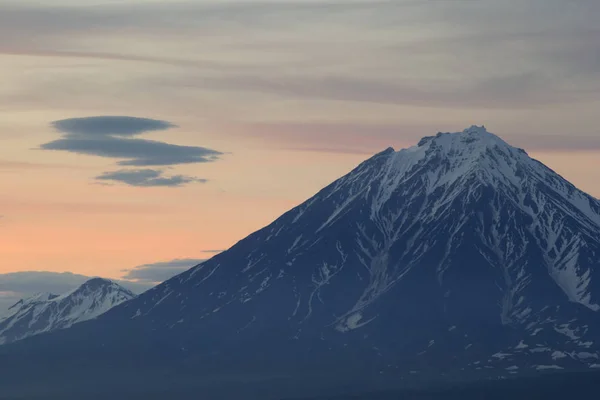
[1,0,599,155]
[0,47,238,72]
[224,121,427,154]
[96,169,207,187]
[122,258,205,284]
[0,199,166,215]
[51,116,176,137]
[42,137,222,166]
[42,116,222,166]
[0,271,94,295]
[0,271,154,313]
[509,135,600,152]
[216,120,600,155]
[201,249,224,254]
[189,71,595,109]
[0,2,391,38]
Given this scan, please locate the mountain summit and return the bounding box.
[1,126,600,397]
[0,278,135,345]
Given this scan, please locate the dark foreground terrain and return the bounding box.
[305,371,600,400]
[1,370,600,400]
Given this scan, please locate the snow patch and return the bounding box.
[336,312,376,332]
[492,352,511,360]
[535,365,564,371]
[515,340,529,350]
[551,351,568,360]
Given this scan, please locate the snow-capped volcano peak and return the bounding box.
[0,278,135,345]
[388,125,523,181]
[3,127,600,396]
[320,126,528,224]
[336,126,599,227]
[433,125,514,153]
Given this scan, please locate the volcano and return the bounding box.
[2,126,600,399]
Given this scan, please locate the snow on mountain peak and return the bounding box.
[314,127,600,234]
[78,277,132,295]
[82,277,115,287]
[413,125,515,159]
[0,278,136,345]
[333,126,523,220]
[299,126,600,314]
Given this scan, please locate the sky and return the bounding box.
[0,0,599,307]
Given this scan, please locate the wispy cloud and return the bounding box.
[1,0,599,155]
[0,160,85,171]
[0,199,167,215]
[170,66,600,110]
[122,258,205,284]
[213,121,600,154]
[201,249,225,254]
[96,169,207,187]
[510,135,600,152]
[223,121,429,154]
[3,1,599,111]
[0,48,234,71]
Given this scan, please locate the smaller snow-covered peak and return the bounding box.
[83,277,113,286]
[63,277,135,304]
[0,278,136,345]
[79,277,127,292]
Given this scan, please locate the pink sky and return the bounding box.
[0,0,599,282]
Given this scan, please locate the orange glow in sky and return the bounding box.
[0,0,599,282]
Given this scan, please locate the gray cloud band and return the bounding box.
[42,116,221,166]
[40,116,221,187]
[42,136,220,166]
[96,169,207,187]
[51,116,176,137]
[122,258,206,283]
